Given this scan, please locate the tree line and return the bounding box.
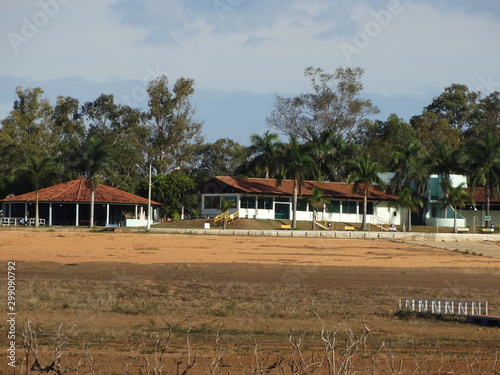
[1,67,499,228]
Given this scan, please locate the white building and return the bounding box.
[201,176,401,227]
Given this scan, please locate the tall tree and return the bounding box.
[15,156,59,227]
[248,131,281,179]
[276,136,317,229]
[346,153,385,230]
[425,84,480,133]
[306,128,356,181]
[466,130,500,227]
[389,139,428,196]
[390,187,424,232]
[0,87,54,170]
[307,187,330,230]
[71,136,111,228]
[439,181,472,233]
[195,138,250,181]
[267,67,379,141]
[357,114,416,169]
[146,75,203,174]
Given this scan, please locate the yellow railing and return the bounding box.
[213,211,240,227]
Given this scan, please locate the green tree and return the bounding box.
[466,131,500,227]
[82,94,145,190]
[389,139,428,195]
[145,75,203,174]
[439,181,472,233]
[425,84,480,132]
[307,187,330,230]
[346,153,385,230]
[140,173,199,220]
[0,87,54,169]
[248,131,281,178]
[71,136,112,228]
[357,114,416,169]
[306,128,357,181]
[15,156,59,227]
[390,187,424,232]
[276,136,317,229]
[218,197,236,230]
[268,67,379,141]
[195,138,250,181]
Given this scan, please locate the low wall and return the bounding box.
[146,228,500,242]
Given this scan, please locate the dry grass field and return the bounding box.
[1,230,500,374]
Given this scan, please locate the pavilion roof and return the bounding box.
[1,178,162,206]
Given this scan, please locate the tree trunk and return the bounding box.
[361,193,367,231]
[292,180,298,229]
[35,190,40,228]
[453,209,458,233]
[90,189,95,228]
[407,208,412,232]
[312,210,316,230]
[485,185,491,228]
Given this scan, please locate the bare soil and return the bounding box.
[1,230,499,374]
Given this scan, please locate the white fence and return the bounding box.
[398,298,488,317]
[1,217,45,226]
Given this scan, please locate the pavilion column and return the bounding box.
[135,205,138,219]
[106,204,110,226]
[75,204,79,226]
[49,203,52,226]
[24,203,28,219]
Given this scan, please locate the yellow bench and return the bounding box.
[481,227,495,233]
[344,226,355,231]
[281,224,291,230]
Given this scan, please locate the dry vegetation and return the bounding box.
[0,231,499,374]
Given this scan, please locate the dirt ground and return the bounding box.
[1,230,500,268]
[1,230,500,374]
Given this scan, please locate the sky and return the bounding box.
[1,0,500,144]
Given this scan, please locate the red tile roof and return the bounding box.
[1,178,162,206]
[212,176,399,201]
[467,187,500,204]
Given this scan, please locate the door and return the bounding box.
[275,203,290,220]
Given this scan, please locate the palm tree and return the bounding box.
[16,156,58,227]
[390,187,424,232]
[307,187,330,230]
[276,135,317,229]
[346,153,385,230]
[439,181,472,233]
[218,197,235,230]
[248,131,281,178]
[71,136,111,228]
[305,127,359,181]
[390,139,428,196]
[466,131,500,227]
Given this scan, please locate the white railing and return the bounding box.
[1,217,45,226]
[398,298,488,317]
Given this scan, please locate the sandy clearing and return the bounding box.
[1,231,500,268]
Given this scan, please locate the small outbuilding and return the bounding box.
[0,178,162,227]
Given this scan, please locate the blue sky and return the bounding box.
[1,0,500,144]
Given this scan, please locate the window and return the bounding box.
[342,201,357,214]
[258,197,273,209]
[240,196,256,209]
[359,202,374,215]
[204,196,220,209]
[297,199,308,211]
[327,200,340,213]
